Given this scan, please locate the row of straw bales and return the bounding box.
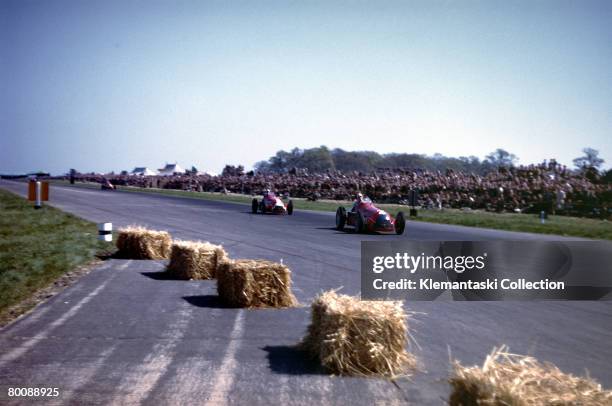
[114,226,612,402]
[115,225,296,308]
[300,291,612,404]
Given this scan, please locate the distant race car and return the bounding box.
[101,179,116,190]
[252,191,293,215]
[335,196,405,234]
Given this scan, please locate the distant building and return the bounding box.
[157,163,185,176]
[132,167,157,176]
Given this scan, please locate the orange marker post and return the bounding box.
[28,180,48,208]
[41,182,49,201]
[28,181,36,201]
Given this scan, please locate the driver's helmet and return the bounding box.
[356,192,364,202]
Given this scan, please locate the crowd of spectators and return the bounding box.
[66,160,611,218]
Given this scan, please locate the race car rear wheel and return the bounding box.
[251,198,258,214]
[395,211,406,235]
[335,207,346,230]
[287,200,294,215]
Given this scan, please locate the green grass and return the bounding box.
[0,189,112,316]
[384,205,611,239]
[52,180,612,240]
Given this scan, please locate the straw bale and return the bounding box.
[300,290,415,378]
[116,226,171,259]
[450,346,612,405]
[217,259,297,308]
[166,240,228,279]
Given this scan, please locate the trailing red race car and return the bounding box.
[335,194,405,234]
[101,178,116,190]
[252,190,294,215]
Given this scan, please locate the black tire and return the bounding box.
[335,207,346,230]
[259,201,266,213]
[287,200,294,215]
[395,211,406,235]
[356,213,364,233]
[251,198,258,214]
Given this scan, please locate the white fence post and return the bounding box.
[98,223,113,242]
[35,181,42,209]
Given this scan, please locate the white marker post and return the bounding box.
[35,181,42,209]
[98,223,113,242]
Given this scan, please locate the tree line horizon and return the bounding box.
[248,146,606,176]
[57,146,607,180]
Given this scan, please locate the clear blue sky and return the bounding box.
[1,0,611,175]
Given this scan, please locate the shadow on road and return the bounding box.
[244,211,293,217]
[183,295,233,308]
[315,227,398,236]
[314,226,350,234]
[96,250,126,260]
[140,271,178,280]
[262,345,326,375]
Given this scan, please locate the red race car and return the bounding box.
[252,191,294,215]
[335,195,405,234]
[101,178,116,190]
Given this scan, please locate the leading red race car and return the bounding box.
[252,190,294,215]
[335,194,405,234]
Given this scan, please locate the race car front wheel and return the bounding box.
[335,207,346,230]
[251,198,258,214]
[395,211,406,235]
[287,200,294,215]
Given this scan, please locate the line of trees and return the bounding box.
[254,146,486,174]
[254,146,607,175]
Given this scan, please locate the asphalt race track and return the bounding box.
[1,180,611,405]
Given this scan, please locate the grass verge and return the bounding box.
[0,188,113,324]
[52,180,612,240]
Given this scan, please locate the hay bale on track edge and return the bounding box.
[450,345,612,405]
[300,290,416,378]
[217,259,297,308]
[166,240,228,279]
[116,226,172,259]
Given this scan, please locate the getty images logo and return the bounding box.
[372,252,488,274]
